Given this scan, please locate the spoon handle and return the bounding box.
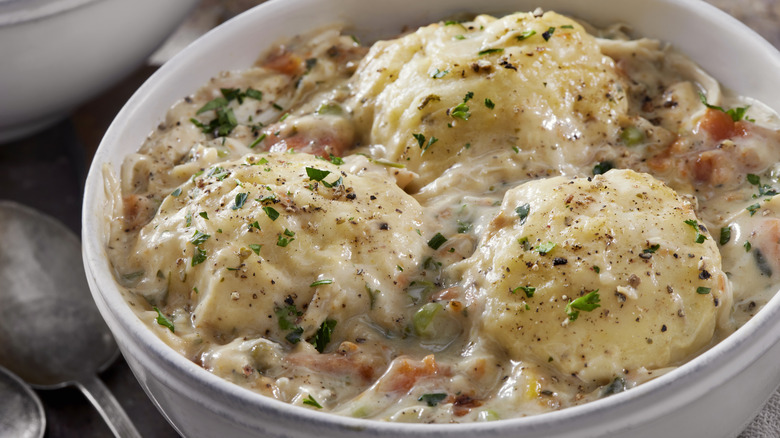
[77,375,142,438]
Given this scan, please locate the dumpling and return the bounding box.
[115,152,429,348]
[349,11,632,192]
[458,169,731,383]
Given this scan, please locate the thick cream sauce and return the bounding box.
[105,10,780,423]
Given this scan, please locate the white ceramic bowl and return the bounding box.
[82,0,780,437]
[0,0,198,143]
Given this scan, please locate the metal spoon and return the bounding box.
[0,201,141,438]
[0,364,45,438]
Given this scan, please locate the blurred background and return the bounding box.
[0,0,777,436]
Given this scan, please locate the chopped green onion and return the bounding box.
[536,241,556,255]
[620,126,645,146]
[413,302,443,336]
[478,48,504,56]
[512,285,536,298]
[310,279,333,287]
[303,395,323,408]
[428,232,448,250]
[516,29,536,41]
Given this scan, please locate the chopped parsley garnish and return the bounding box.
[719,227,731,245]
[413,133,439,154]
[516,203,531,224]
[189,230,211,246]
[418,393,447,407]
[263,206,280,221]
[310,319,337,353]
[684,219,707,243]
[191,246,207,266]
[431,68,449,79]
[191,89,241,137]
[478,48,504,56]
[412,133,426,148]
[592,161,614,175]
[285,328,304,344]
[171,187,182,197]
[249,221,261,231]
[542,26,555,41]
[153,307,175,333]
[696,287,711,295]
[328,154,344,165]
[746,173,778,198]
[232,192,248,210]
[699,91,752,122]
[185,211,193,227]
[512,285,536,298]
[450,102,471,120]
[565,290,601,321]
[746,203,761,216]
[304,167,341,188]
[516,29,537,41]
[310,279,333,287]
[484,98,495,109]
[199,212,209,220]
[593,266,601,274]
[643,244,660,254]
[276,304,302,330]
[427,232,448,250]
[277,228,296,247]
[208,166,230,181]
[745,241,752,252]
[248,244,262,255]
[536,241,556,255]
[303,395,322,408]
[561,24,575,29]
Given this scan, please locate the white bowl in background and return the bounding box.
[82,0,780,437]
[0,0,199,144]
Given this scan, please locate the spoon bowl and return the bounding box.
[0,201,140,438]
[0,364,45,438]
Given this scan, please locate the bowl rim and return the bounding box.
[0,0,103,27]
[83,0,780,434]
